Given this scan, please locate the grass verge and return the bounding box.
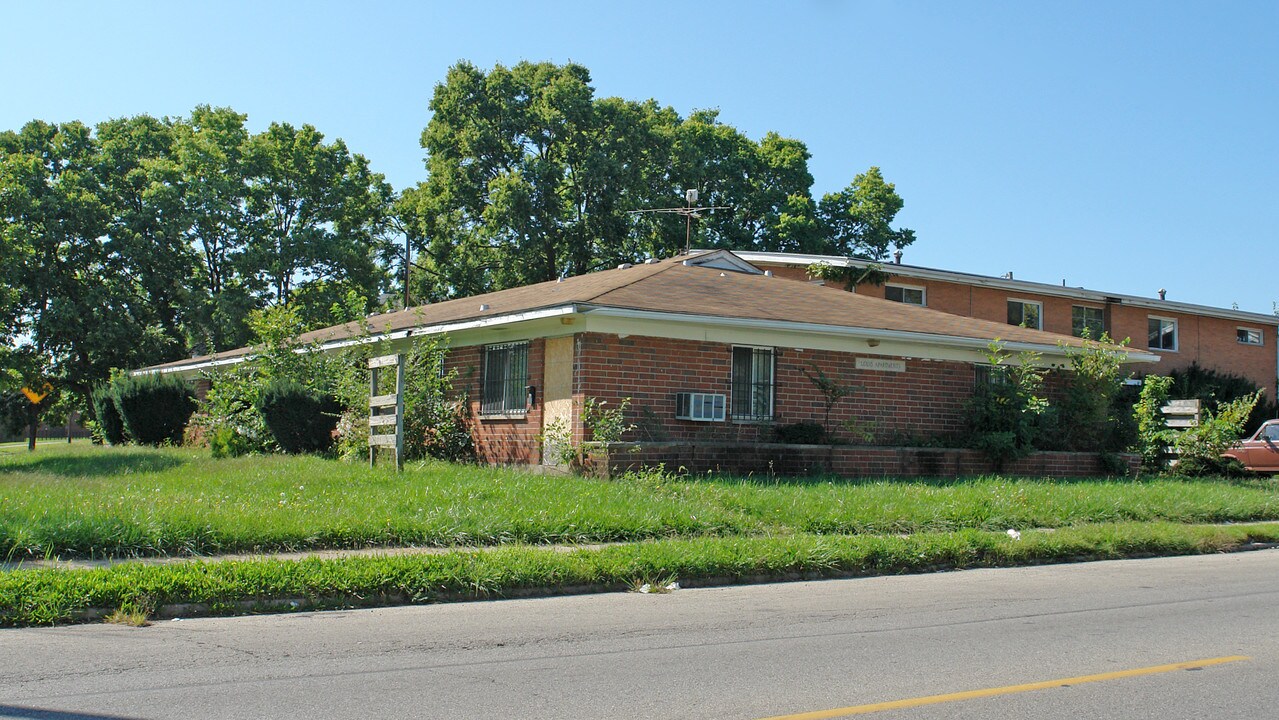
[4,446,1279,560]
[4,522,1277,627]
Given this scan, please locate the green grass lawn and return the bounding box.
[7,522,1279,627]
[3,444,1277,561]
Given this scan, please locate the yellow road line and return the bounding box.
[760,655,1250,720]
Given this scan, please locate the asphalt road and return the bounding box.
[3,550,1278,719]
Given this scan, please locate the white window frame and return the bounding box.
[1237,327,1264,346]
[1147,316,1178,352]
[730,345,775,423]
[1006,298,1043,330]
[885,283,926,307]
[1071,305,1105,338]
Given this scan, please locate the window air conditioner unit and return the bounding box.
[675,392,726,422]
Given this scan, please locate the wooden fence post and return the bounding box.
[368,354,405,471]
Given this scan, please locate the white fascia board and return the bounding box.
[577,305,1160,365]
[732,251,1279,325]
[313,305,579,352]
[146,305,582,377]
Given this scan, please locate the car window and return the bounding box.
[1263,425,1279,442]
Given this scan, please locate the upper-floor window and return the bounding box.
[731,346,774,422]
[1007,299,1042,330]
[481,342,529,415]
[1237,328,1264,346]
[1148,317,1178,352]
[1072,306,1105,338]
[885,284,925,306]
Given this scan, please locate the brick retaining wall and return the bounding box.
[598,442,1140,478]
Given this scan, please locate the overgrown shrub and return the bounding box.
[209,426,257,459]
[776,422,828,444]
[90,381,127,445]
[964,342,1048,466]
[194,304,344,458]
[1134,374,1174,471]
[400,336,475,463]
[1172,390,1261,476]
[541,397,635,469]
[194,365,275,456]
[114,373,196,446]
[255,380,341,454]
[1055,333,1134,452]
[1168,362,1278,435]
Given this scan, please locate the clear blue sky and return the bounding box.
[4,1,1276,314]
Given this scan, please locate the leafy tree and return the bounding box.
[817,166,916,261]
[95,114,200,358]
[405,60,908,298]
[174,105,257,352]
[0,121,114,406]
[242,122,394,328]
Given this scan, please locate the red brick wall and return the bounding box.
[604,442,1140,478]
[445,339,546,465]
[576,332,988,446]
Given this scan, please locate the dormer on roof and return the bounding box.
[681,250,763,275]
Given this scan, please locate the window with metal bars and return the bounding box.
[731,347,774,422]
[481,342,529,415]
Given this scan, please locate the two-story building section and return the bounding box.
[734,251,1278,398]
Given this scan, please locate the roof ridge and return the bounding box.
[577,258,680,303]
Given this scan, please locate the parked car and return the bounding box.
[1222,420,1279,472]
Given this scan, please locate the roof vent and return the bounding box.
[893,249,903,265]
[1158,288,1167,300]
[1004,271,1014,280]
[719,272,727,277]
[764,270,773,277]
[479,304,490,311]
[682,260,692,266]
[618,263,633,270]
[646,258,661,264]
[556,277,564,283]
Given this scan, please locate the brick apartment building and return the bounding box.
[732,251,1279,399]
[148,251,1157,473]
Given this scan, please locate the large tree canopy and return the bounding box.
[0,110,395,416]
[403,60,916,300]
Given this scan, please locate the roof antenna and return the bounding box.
[628,188,732,256]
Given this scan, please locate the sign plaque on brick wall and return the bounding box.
[855,357,906,373]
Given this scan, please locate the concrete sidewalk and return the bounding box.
[3,541,617,572]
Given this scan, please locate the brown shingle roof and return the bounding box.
[143,252,1143,372]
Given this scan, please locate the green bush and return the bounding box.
[1055,333,1134,452]
[1169,362,1278,435]
[255,380,341,454]
[90,383,127,445]
[964,342,1049,466]
[114,374,196,446]
[194,365,275,457]
[1172,390,1261,476]
[209,426,257,459]
[1134,375,1174,471]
